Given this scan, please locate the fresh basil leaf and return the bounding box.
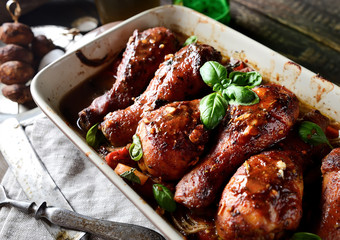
[199,93,228,130]
[200,61,228,88]
[229,71,262,87]
[120,168,141,184]
[198,63,262,129]
[222,85,259,106]
[298,121,332,148]
[221,78,231,89]
[246,71,262,87]
[86,123,105,148]
[129,134,143,161]
[213,83,223,92]
[152,184,176,212]
[183,35,198,46]
[291,232,321,240]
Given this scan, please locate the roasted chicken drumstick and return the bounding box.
[137,99,209,181]
[100,43,221,146]
[216,150,304,240]
[78,27,178,130]
[175,84,300,208]
[317,148,340,240]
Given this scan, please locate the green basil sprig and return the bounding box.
[129,134,143,161]
[291,232,321,240]
[152,184,176,212]
[199,92,228,130]
[199,61,262,129]
[120,168,141,184]
[86,123,106,148]
[200,61,229,88]
[229,71,262,87]
[298,121,332,149]
[222,85,259,106]
[183,35,198,46]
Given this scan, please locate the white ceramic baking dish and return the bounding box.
[31,5,340,239]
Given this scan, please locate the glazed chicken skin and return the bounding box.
[100,43,221,146]
[137,99,210,181]
[175,84,300,208]
[317,148,340,240]
[78,27,178,130]
[216,150,304,240]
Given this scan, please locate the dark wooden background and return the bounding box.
[229,0,340,84]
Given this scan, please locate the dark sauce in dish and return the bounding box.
[60,57,121,133]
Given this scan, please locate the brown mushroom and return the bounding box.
[0,22,34,46]
[0,60,35,84]
[31,35,56,59]
[0,44,34,64]
[1,83,33,104]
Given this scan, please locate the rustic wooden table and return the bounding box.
[229,0,340,84]
[0,0,339,181]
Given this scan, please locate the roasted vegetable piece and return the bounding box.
[78,27,179,131]
[216,150,304,240]
[0,44,33,64]
[100,43,221,146]
[105,147,136,169]
[1,83,32,104]
[137,99,210,181]
[0,60,34,85]
[317,148,340,240]
[114,163,149,185]
[0,22,34,46]
[174,84,299,208]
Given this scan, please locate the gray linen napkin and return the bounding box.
[0,114,158,239]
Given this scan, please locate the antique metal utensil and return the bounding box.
[0,185,165,240]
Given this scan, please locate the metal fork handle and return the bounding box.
[5,198,36,214]
[35,202,165,240]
